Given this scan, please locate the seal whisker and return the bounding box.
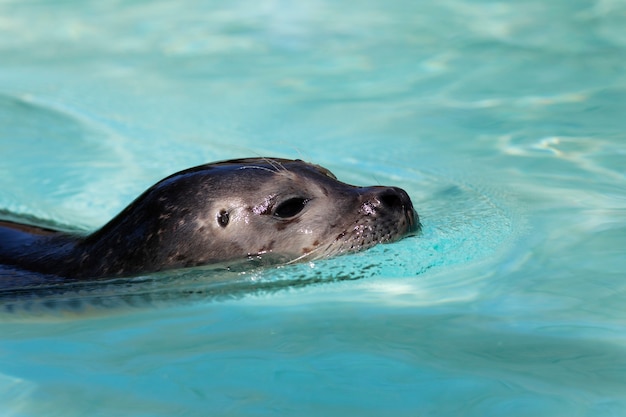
[260,157,286,173]
[284,241,337,265]
[284,250,318,265]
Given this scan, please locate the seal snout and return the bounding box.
[365,186,420,234]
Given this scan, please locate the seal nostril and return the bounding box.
[378,189,403,211]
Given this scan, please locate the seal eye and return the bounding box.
[274,198,309,219]
[217,210,230,228]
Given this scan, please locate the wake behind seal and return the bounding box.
[0,158,419,283]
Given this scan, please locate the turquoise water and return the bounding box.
[1,0,625,415]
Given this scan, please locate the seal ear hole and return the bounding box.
[274,197,309,218]
[217,210,230,228]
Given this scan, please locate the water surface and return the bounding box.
[1,1,625,416]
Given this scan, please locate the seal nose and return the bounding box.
[375,187,420,233]
[378,187,406,211]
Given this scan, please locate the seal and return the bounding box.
[0,158,419,281]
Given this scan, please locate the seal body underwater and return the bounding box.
[0,158,419,282]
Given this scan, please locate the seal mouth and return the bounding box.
[405,207,421,235]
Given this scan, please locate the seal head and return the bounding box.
[0,158,419,280]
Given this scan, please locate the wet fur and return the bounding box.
[0,158,418,283]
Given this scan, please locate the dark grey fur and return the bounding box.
[0,158,419,281]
